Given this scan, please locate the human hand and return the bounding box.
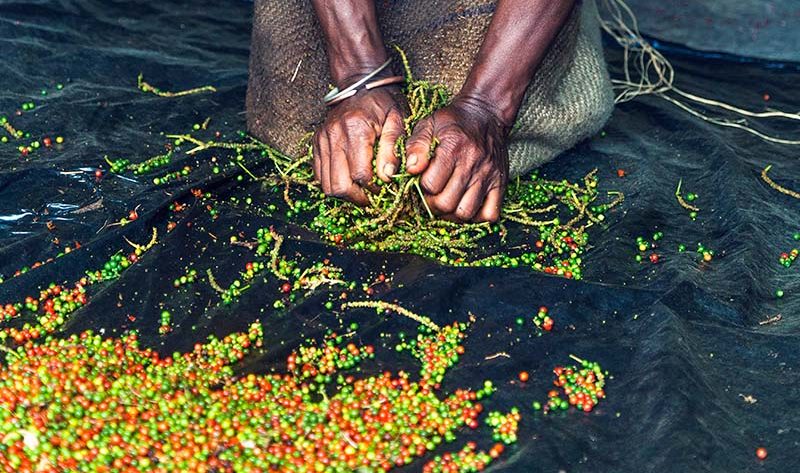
[403,96,509,222]
[312,86,406,205]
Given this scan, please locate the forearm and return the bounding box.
[311,0,389,87]
[460,0,577,126]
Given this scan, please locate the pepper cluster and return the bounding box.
[634,231,663,264]
[190,188,221,219]
[172,268,198,287]
[2,85,65,156]
[485,408,521,444]
[214,260,265,305]
[0,241,81,285]
[696,242,714,262]
[304,168,618,280]
[0,283,86,345]
[422,442,496,473]
[396,322,467,386]
[152,165,191,185]
[676,179,700,220]
[105,151,173,176]
[779,249,798,268]
[533,305,554,332]
[534,355,608,414]
[287,330,374,380]
[211,227,346,308]
[0,229,157,345]
[158,309,172,334]
[162,53,621,281]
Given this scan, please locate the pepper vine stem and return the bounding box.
[761,165,800,199]
[137,73,217,97]
[341,301,441,332]
[675,179,700,212]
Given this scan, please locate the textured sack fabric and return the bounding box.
[246,0,614,177]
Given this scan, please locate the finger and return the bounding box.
[319,131,332,195]
[376,109,404,182]
[405,118,434,175]
[426,170,468,216]
[312,133,322,184]
[419,145,457,195]
[453,181,486,222]
[475,186,504,222]
[347,126,377,189]
[331,138,369,206]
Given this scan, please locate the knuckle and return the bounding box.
[388,108,404,126]
[350,169,370,184]
[325,125,341,140]
[420,177,436,194]
[466,142,483,158]
[329,178,348,196]
[478,163,496,180]
[420,174,443,194]
[340,110,360,122]
[455,206,474,221]
[433,194,459,214]
[341,111,370,129]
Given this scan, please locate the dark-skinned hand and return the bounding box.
[401,96,510,222]
[312,86,406,205]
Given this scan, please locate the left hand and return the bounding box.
[404,96,509,222]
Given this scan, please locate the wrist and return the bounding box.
[311,0,390,88]
[331,52,391,87]
[451,93,513,135]
[458,79,524,128]
[333,59,394,90]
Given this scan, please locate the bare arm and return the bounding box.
[310,0,406,204]
[405,0,577,222]
[311,0,388,86]
[461,0,577,125]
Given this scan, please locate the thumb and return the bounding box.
[376,109,405,183]
[404,118,434,175]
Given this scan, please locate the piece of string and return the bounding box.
[597,0,800,145]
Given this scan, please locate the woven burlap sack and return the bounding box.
[246,0,614,177]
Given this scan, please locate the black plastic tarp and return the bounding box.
[1,1,799,472]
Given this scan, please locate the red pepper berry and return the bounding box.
[94,169,103,179]
[756,447,767,460]
[617,169,626,178]
[280,282,292,293]
[518,371,529,382]
[649,253,659,264]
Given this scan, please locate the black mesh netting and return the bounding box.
[0,1,799,472]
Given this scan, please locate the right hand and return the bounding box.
[312,86,406,205]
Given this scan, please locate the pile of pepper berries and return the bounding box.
[533,305,554,332]
[0,316,508,472]
[779,232,799,267]
[534,355,608,414]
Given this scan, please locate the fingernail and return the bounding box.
[383,163,396,178]
[408,154,418,167]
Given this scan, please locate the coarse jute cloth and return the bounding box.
[246,0,614,177]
